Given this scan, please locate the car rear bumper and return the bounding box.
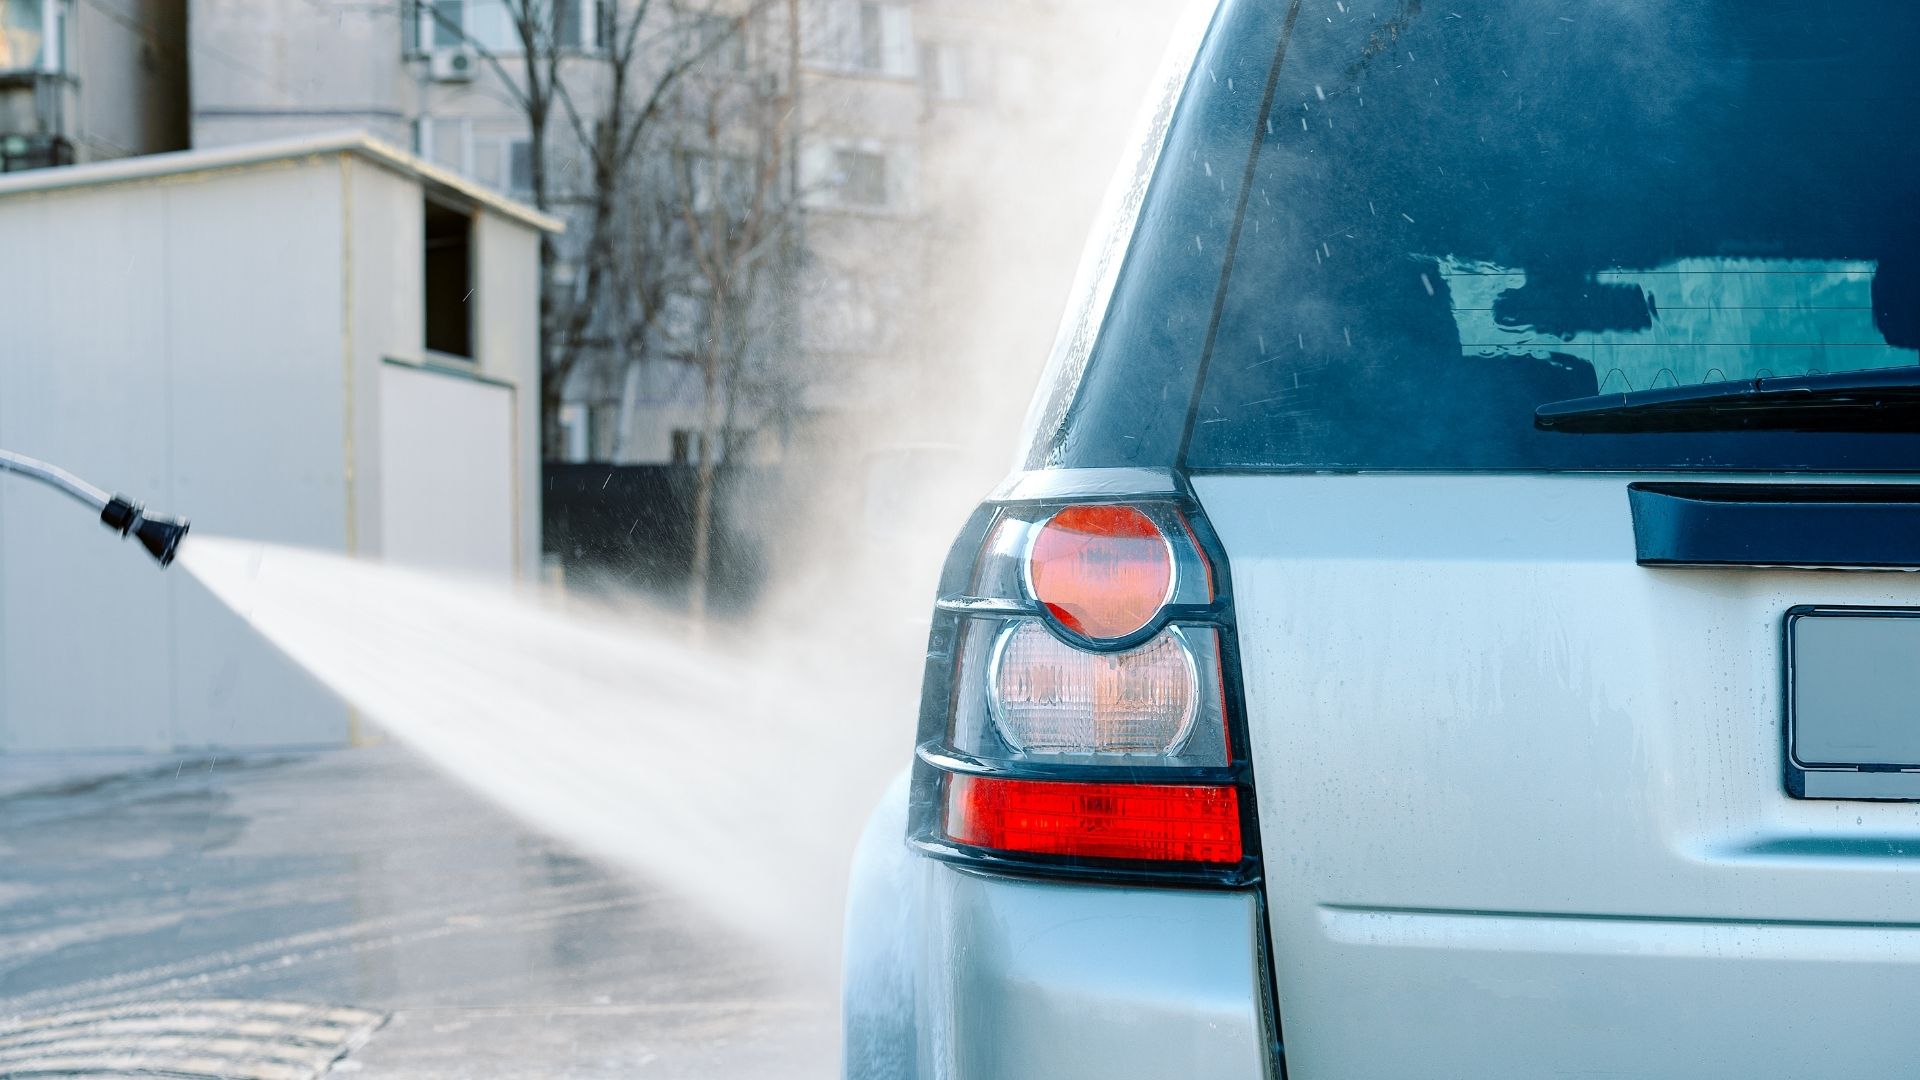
[1277,902,1920,1079]
[843,773,1278,1080]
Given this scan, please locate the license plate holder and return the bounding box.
[1786,606,1920,800]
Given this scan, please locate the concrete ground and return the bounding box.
[0,747,837,1078]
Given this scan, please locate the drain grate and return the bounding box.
[0,999,385,1079]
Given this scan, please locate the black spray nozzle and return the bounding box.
[136,512,190,568]
[101,495,190,568]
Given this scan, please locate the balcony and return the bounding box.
[0,128,69,171]
[0,70,72,171]
[2,0,75,171]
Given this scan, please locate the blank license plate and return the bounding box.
[1788,607,1920,800]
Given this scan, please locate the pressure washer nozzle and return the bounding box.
[2,451,189,570]
[100,496,191,568]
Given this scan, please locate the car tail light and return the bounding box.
[946,775,1243,864]
[907,492,1258,885]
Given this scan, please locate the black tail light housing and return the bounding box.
[905,473,1263,888]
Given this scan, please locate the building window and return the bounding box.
[808,272,880,353]
[411,0,601,55]
[558,403,591,463]
[818,0,912,77]
[724,429,756,462]
[417,115,473,175]
[507,139,533,197]
[801,138,912,213]
[671,429,752,466]
[855,2,884,71]
[417,117,532,198]
[691,12,749,73]
[0,0,69,74]
[833,148,887,208]
[679,150,752,215]
[470,131,507,191]
[554,0,605,51]
[424,196,475,359]
[922,41,971,103]
[589,402,619,461]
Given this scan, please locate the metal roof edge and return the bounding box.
[0,129,565,234]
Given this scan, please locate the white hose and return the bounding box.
[0,448,112,511]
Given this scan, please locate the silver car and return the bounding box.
[844,1,1920,1076]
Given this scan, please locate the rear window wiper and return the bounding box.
[1535,367,1920,433]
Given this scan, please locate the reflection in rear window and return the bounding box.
[1434,258,1911,393]
[1174,0,1920,470]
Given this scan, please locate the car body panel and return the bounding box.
[842,773,1274,1080]
[1198,472,1920,1078]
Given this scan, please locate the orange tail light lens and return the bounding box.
[1027,504,1175,640]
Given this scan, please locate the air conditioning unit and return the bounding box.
[429,47,476,83]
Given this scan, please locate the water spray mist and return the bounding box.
[0,448,190,568]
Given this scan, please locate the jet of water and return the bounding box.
[179,535,916,979]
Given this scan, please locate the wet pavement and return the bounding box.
[0,747,836,1078]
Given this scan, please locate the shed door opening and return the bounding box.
[424,196,474,358]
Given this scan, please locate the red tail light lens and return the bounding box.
[1027,505,1174,640]
[945,774,1243,865]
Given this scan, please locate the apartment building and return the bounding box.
[0,0,187,171]
[578,0,1156,467]
[183,1,1173,471]
[183,1,962,465]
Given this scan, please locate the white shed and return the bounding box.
[0,132,558,752]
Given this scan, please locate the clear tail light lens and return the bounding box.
[989,621,1199,756]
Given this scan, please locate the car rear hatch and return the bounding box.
[1202,473,1920,1078]
[1015,0,1920,1075]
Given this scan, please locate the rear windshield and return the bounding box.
[1041,0,1920,472]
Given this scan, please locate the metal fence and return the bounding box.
[541,464,782,612]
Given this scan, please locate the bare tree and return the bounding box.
[410,0,772,459]
[411,0,815,623]
[662,2,806,620]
